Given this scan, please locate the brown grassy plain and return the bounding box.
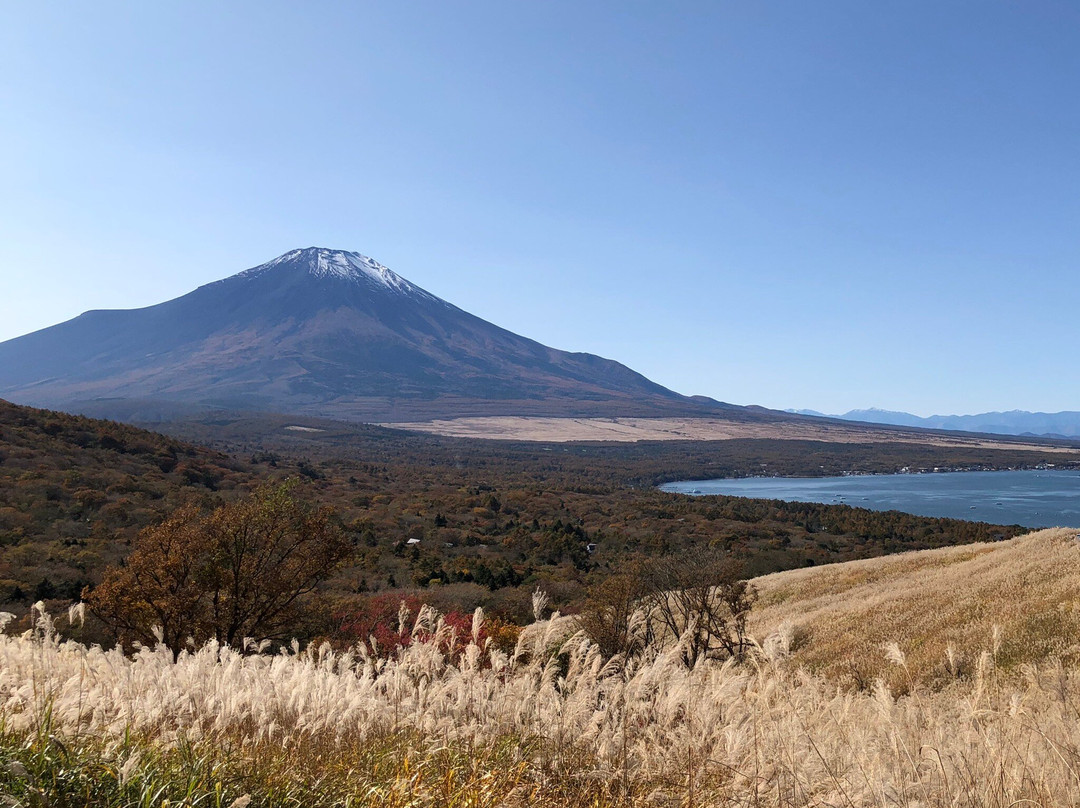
[382,414,1080,450]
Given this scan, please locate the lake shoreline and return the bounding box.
[672,461,1080,482]
[661,468,1080,529]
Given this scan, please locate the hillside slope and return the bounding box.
[0,399,255,602]
[751,527,1080,690]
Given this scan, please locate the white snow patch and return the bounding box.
[235,248,440,301]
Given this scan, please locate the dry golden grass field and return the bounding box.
[382,414,1080,450]
[750,527,1080,692]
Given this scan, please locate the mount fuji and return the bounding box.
[0,248,732,422]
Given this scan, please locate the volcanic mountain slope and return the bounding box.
[0,248,732,422]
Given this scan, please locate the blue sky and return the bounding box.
[2,2,1078,416]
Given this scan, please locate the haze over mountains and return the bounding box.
[0,247,735,423]
[791,407,1080,439]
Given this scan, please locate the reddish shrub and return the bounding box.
[332,595,521,662]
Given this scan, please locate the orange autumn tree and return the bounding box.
[87,481,352,656]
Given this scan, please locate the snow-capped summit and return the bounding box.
[240,248,425,297]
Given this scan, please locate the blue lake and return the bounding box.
[660,469,1080,529]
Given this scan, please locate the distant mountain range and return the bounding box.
[790,407,1080,439]
[0,247,742,423]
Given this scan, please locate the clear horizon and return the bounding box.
[3,2,1079,417]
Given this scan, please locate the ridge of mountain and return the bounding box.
[0,248,735,423]
[788,407,1080,439]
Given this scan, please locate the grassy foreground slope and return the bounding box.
[752,527,1080,690]
[7,536,1080,807]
